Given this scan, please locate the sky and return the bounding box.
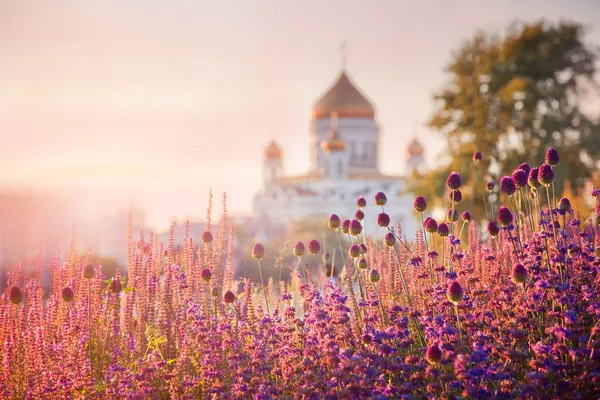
[1,0,599,230]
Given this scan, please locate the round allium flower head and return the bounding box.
[447,209,458,222]
[357,257,368,269]
[211,287,219,297]
[545,147,559,166]
[201,268,212,282]
[423,217,438,233]
[500,176,517,196]
[446,171,461,190]
[9,286,23,305]
[486,181,495,192]
[359,243,368,254]
[384,232,396,247]
[374,192,387,206]
[354,209,364,221]
[110,279,122,294]
[341,219,351,234]
[558,197,571,213]
[497,206,513,227]
[528,167,541,188]
[512,169,528,189]
[473,151,482,163]
[538,164,555,186]
[448,190,462,203]
[447,280,464,304]
[293,242,305,257]
[362,334,373,345]
[223,290,236,304]
[461,211,471,222]
[348,244,360,258]
[252,243,265,260]
[377,212,390,227]
[201,230,213,244]
[328,214,341,230]
[308,239,321,255]
[82,264,95,280]
[62,287,74,303]
[369,269,381,283]
[413,196,427,212]
[487,221,500,238]
[356,196,367,208]
[322,252,331,262]
[425,344,443,364]
[437,222,450,237]
[518,162,531,176]
[349,219,363,236]
[511,263,528,284]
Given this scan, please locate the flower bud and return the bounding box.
[62,287,75,303]
[511,263,528,284]
[446,172,461,190]
[9,286,23,305]
[487,221,499,238]
[447,280,464,304]
[518,162,531,176]
[369,269,381,283]
[293,242,305,257]
[538,164,555,186]
[357,257,368,269]
[413,196,427,212]
[201,268,212,282]
[377,212,390,227]
[82,264,95,280]
[448,190,462,203]
[528,167,541,188]
[356,197,367,208]
[341,219,351,234]
[252,243,265,260]
[558,197,571,213]
[437,223,450,237]
[348,244,360,258]
[349,219,362,236]
[201,230,213,244]
[308,240,321,255]
[500,176,517,196]
[374,192,387,206]
[447,209,459,222]
[545,147,559,166]
[383,232,396,247]
[425,344,443,364]
[328,214,341,230]
[473,152,482,163]
[423,217,438,233]
[496,206,513,227]
[110,279,122,294]
[486,181,495,192]
[461,211,471,222]
[354,209,364,221]
[512,169,528,189]
[224,290,236,304]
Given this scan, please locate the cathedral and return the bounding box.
[253,68,425,240]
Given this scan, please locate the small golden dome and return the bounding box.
[321,118,346,153]
[406,138,424,157]
[312,71,375,120]
[264,141,282,159]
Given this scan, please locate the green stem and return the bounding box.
[256,259,270,316]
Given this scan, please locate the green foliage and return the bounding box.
[423,19,600,219]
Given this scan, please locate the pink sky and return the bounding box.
[1,0,599,230]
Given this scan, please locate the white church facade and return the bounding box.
[253,69,425,240]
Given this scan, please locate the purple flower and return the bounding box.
[425,345,443,364]
[437,222,450,237]
[223,290,236,303]
[357,257,368,269]
[359,243,367,254]
[293,242,305,257]
[252,243,265,260]
[446,171,461,190]
[374,192,387,206]
[528,167,541,188]
[9,286,23,305]
[558,197,571,213]
[461,211,471,222]
[413,196,427,212]
[61,287,74,303]
[82,263,95,279]
[349,219,363,236]
[511,263,528,284]
[486,181,495,192]
[512,169,528,189]
[545,147,560,166]
[538,164,555,186]
[356,196,367,208]
[487,221,499,238]
[448,189,462,203]
[424,217,438,233]
[308,239,321,255]
[348,244,360,258]
[369,269,381,283]
[328,214,341,230]
[497,206,514,227]
[473,151,482,163]
[354,209,364,221]
[110,278,123,293]
[500,175,517,196]
[447,281,464,304]
[377,212,390,227]
[201,230,213,244]
[341,219,351,234]
[518,162,531,175]
[447,209,459,222]
[383,232,396,247]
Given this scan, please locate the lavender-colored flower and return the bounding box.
[447,281,464,304]
[473,151,482,163]
[461,211,471,222]
[357,257,368,269]
[369,269,381,283]
[425,344,443,364]
[354,209,364,221]
[512,169,528,189]
[201,230,213,244]
[487,221,500,238]
[349,219,363,236]
[348,244,360,258]
[497,206,514,227]
[341,219,351,234]
[545,147,560,166]
[62,287,74,303]
[356,196,367,208]
[377,212,390,227]
[110,279,122,294]
[374,192,387,206]
[511,263,528,284]
[252,243,265,260]
[82,264,95,279]
[500,176,517,196]
[9,286,23,305]
[359,243,367,254]
[538,164,555,186]
[328,214,341,230]
[223,290,236,304]
[201,269,212,282]
[413,196,427,212]
[448,190,462,203]
[447,209,458,222]
[424,217,438,233]
[446,171,461,190]
[558,197,571,213]
[383,232,396,247]
[486,181,495,192]
[308,239,321,255]
[293,242,305,257]
[518,162,531,176]
[437,222,450,237]
[528,167,541,188]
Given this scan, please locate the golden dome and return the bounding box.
[312,71,375,120]
[321,119,347,153]
[264,140,282,159]
[406,138,424,157]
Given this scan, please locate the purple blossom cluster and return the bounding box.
[1,152,600,399]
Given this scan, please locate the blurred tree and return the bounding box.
[418,20,600,220]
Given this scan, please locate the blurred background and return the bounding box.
[1,0,599,285]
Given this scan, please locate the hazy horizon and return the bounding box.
[2,0,600,230]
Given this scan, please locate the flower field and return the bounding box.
[2,148,600,399]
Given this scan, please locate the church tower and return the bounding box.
[406,137,425,174]
[320,113,349,180]
[263,141,283,186]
